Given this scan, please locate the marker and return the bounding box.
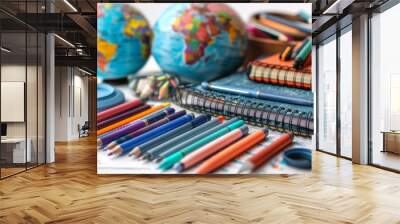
[108,114,194,156]
[158,120,245,170]
[130,114,211,157]
[155,118,240,163]
[175,126,249,172]
[142,116,224,161]
[97,98,145,122]
[291,38,310,59]
[238,132,294,173]
[97,107,175,147]
[97,102,170,136]
[97,104,151,130]
[195,128,269,174]
[279,46,293,61]
[104,111,186,150]
[293,39,312,69]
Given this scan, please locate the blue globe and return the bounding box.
[97,3,152,80]
[152,3,248,83]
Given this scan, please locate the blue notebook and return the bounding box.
[174,72,313,136]
[202,72,313,106]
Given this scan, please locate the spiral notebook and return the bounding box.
[248,53,312,89]
[174,73,314,136]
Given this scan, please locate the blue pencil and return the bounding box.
[129,114,211,157]
[107,114,194,156]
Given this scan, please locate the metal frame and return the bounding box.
[315,20,353,162]
[0,0,48,180]
[367,0,400,172]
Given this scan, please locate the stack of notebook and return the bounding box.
[247,48,312,89]
[174,72,313,136]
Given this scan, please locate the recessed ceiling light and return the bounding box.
[63,0,78,12]
[1,47,11,53]
[54,34,75,48]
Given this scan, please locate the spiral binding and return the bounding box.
[248,62,312,89]
[173,87,313,137]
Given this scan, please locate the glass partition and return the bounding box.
[339,28,352,158]
[0,0,46,179]
[317,35,337,155]
[370,4,400,171]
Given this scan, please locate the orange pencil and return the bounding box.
[238,132,294,173]
[97,102,170,136]
[195,128,269,174]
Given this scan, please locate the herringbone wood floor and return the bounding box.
[0,136,399,224]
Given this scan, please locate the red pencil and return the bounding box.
[238,132,293,173]
[195,128,269,174]
[97,98,145,122]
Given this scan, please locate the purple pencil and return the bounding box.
[103,111,187,151]
[97,107,175,147]
[97,104,151,130]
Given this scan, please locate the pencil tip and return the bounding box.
[132,148,141,157]
[142,154,150,160]
[108,146,121,156]
[155,157,163,163]
[237,162,253,174]
[174,163,184,172]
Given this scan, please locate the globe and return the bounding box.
[97,3,152,80]
[152,3,247,83]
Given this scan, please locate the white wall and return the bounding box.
[54,67,89,141]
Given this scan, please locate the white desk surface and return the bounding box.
[97,83,312,175]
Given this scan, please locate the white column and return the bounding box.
[46,33,55,163]
[352,14,369,164]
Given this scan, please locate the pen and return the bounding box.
[201,82,313,107]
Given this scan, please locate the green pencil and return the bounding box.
[158,120,245,170]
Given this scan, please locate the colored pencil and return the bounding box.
[155,118,240,163]
[291,38,310,59]
[175,126,249,172]
[104,111,186,150]
[97,107,175,147]
[293,39,312,69]
[97,98,144,122]
[97,104,151,130]
[158,120,245,170]
[141,116,224,161]
[238,132,294,173]
[249,22,289,41]
[195,128,269,174]
[262,14,311,33]
[108,114,194,156]
[130,114,211,157]
[97,102,170,136]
